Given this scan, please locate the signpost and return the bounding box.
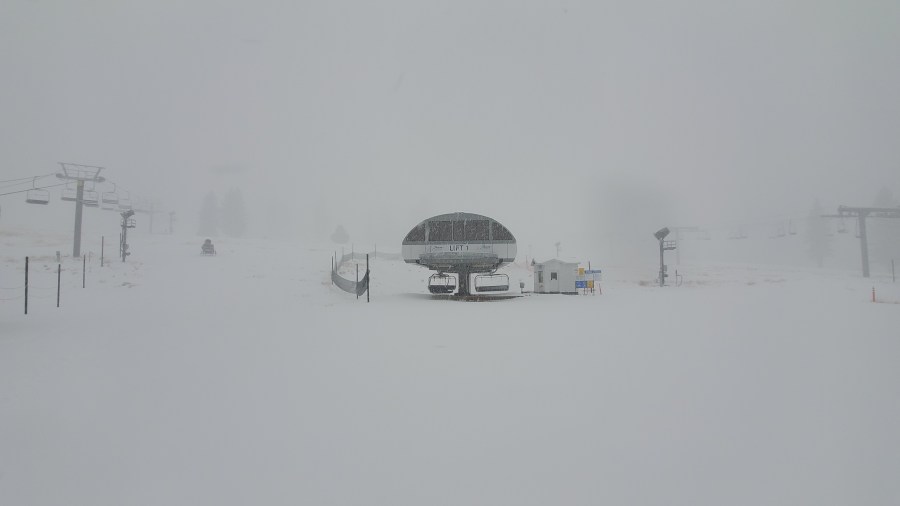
[576,269,602,294]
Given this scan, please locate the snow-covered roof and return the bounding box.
[534,259,578,267]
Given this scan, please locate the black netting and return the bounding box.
[465,220,490,241]
[491,222,514,241]
[403,225,425,243]
[429,221,452,241]
[453,221,465,241]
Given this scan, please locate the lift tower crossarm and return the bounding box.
[821,205,900,278]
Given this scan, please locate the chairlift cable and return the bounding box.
[0,172,55,184]
[0,182,68,198]
[0,177,48,191]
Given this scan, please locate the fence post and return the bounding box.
[367,254,370,303]
[25,256,29,315]
[57,263,61,308]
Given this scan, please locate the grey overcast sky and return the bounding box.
[2,0,899,261]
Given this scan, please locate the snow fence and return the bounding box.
[331,251,370,297]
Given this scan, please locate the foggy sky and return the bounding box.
[2,0,899,263]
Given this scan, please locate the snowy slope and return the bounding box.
[2,230,899,506]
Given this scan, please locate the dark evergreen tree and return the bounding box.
[220,188,247,237]
[806,199,832,268]
[198,191,219,237]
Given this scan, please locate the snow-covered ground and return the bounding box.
[2,229,899,505]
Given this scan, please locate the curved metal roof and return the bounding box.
[421,212,494,222]
[402,212,516,245]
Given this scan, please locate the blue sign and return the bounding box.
[576,280,587,288]
[585,269,602,274]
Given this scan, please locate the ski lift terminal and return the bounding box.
[402,212,517,296]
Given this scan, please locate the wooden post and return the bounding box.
[57,264,61,308]
[367,254,370,303]
[24,256,28,315]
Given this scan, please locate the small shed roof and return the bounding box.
[534,259,578,267]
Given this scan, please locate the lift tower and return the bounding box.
[56,163,105,258]
[822,205,900,278]
[654,227,677,287]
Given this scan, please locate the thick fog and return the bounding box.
[2,0,899,267]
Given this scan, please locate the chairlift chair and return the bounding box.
[772,223,785,238]
[428,273,456,294]
[474,273,510,293]
[83,190,99,207]
[101,192,119,210]
[836,217,848,234]
[61,185,77,202]
[26,188,50,205]
[25,177,50,204]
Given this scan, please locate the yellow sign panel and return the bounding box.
[578,267,585,276]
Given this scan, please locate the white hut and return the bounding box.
[533,259,579,294]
